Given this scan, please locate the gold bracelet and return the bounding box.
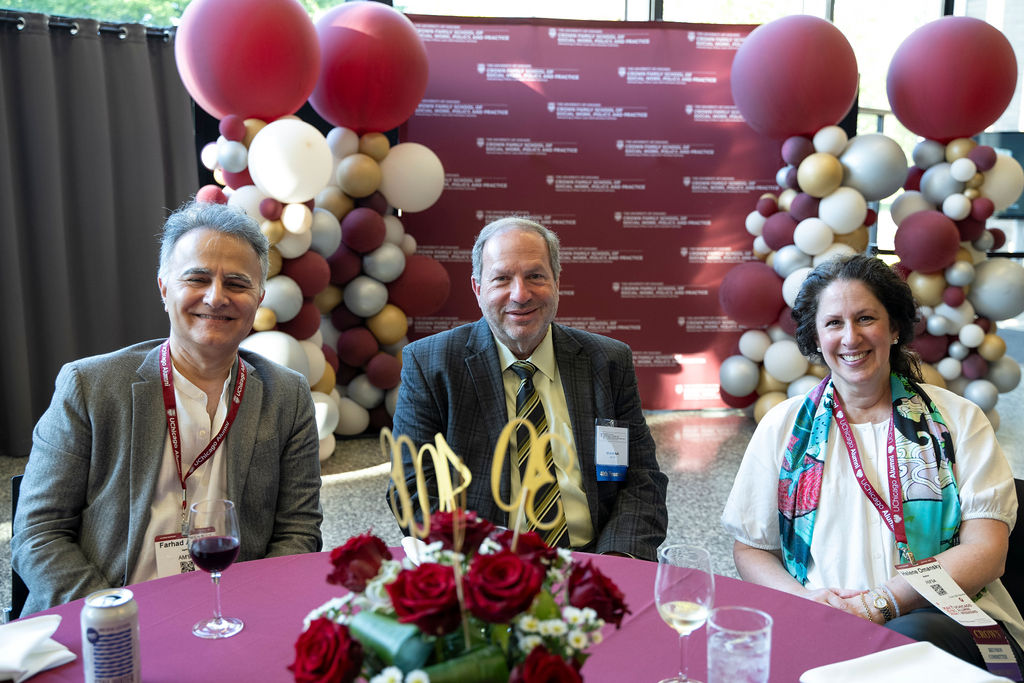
[858,592,874,621]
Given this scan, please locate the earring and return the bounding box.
[892,338,899,345]
[816,347,822,353]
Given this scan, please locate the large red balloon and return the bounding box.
[175,0,320,120]
[887,17,1017,143]
[893,211,960,274]
[731,16,858,139]
[309,2,429,134]
[387,254,451,317]
[718,262,785,328]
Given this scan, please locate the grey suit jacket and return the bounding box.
[12,339,323,615]
[391,319,668,560]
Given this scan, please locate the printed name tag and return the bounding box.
[595,419,628,482]
[153,532,196,577]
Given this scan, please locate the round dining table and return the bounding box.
[23,550,912,681]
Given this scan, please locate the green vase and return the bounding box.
[349,611,433,672]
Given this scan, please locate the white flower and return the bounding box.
[405,671,430,683]
[518,614,541,632]
[370,666,404,683]
[590,630,604,645]
[568,629,589,650]
[302,596,352,629]
[557,548,573,563]
[540,619,568,637]
[581,607,598,622]
[562,606,584,625]
[520,634,543,653]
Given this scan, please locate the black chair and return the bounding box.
[10,474,29,620]
[1003,478,1024,612]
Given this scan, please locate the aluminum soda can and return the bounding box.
[81,588,140,683]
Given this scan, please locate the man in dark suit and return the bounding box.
[391,217,667,560]
[12,200,322,614]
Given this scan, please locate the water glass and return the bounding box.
[706,606,771,683]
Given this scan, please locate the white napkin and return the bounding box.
[800,641,1013,683]
[0,615,77,683]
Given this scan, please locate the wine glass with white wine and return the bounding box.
[655,544,714,683]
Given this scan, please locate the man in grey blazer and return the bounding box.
[12,200,322,615]
[391,217,667,560]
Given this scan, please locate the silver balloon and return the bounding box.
[719,355,760,397]
[343,275,388,317]
[920,162,966,206]
[973,231,995,251]
[947,341,970,360]
[772,244,813,278]
[362,242,407,283]
[987,355,1022,393]
[963,379,999,413]
[944,261,975,287]
[839,133,908,201]
[967,258,1024,320]
[347,373,384,409]
[912,139,946,170]
[891,191,934,226]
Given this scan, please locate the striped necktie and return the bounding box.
[510,360,567,547]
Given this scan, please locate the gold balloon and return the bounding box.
[765,251,776,269]
[977,333,1007,361]
[906,270,946,307]
[833,225,868,252]
[807,363,829,379]
[777,188,797,212]
[268,248,283,277]
[253,307,277,331]
[754,391,788,423]
[335,153,382,198]
[945,137,976,162]
[261,219,285,246]
[757,367,787,395]
[966,173,985,189]
[797,152,843,198]
[359,132,391,161]
[964,188,981,200]
[212,167,226,186]
[366,304,409,346]
[242,118,267,148]
[312,362,337,394]
[955,247,974,263]
[316,186,355,219]
[314,284,344,314]
[919,363,946,389]
[759,192,778,202]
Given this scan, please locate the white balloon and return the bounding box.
[362,243,407,283]
[399,233,417,256]
[949,157,978,182]
[200,141,220,171]
[934,300,976,331]
[335,396,370,435]
[787,374,821,398]
[793,218,834,256]
[312,390,340,440]
[309,209,342,258]
[719,355,760,397]
[248,119,333,203]
[300,340,326,384]
[890,191,934,226]
[240,331,309,379]
[958,323,985,348]
[738,330,773,363]
[262,275,303,322]
[378,142,445,212]
[326,127,359,159]
[281,203,313,235]
[746,210,767,237]
[318,433,336,462]
[762,339,808,383]
[319,315,340,350]
[936,357,962,381]
[385,386,399,416]
[941,193,971,221]
[812,243,857,266]
[275,225,314,259]
[818,187,867,235]
[226,185,267,222]
[383,214,405,245]
[782,267,813,308]
[812,125,847,156]
[348,373,384,409]
[981,153,1024,211]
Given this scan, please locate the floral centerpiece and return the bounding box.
[289,510,629,683]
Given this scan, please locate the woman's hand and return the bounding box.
[801,587,861,616]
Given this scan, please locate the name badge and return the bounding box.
[153,532,196,577]
[595,418,628,482]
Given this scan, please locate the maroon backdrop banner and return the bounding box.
[400,16,781,409]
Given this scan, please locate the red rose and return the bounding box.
[327,533,392,593]
[385,562,462,635]
[426,509,495,552]
[509,645,582,683]
[567,560,629,628]
[288,618,364,683]
[493,529,557,566]
[464,550,544,623]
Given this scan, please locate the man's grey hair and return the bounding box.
[471,216,561,282]
[158,199,269,290]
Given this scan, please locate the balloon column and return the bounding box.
[176,0,451,458]
[719,14,1023,427]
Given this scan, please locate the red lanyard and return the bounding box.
[833,397,916,563]
[159,341,246,533]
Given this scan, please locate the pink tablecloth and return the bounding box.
[25,551,912,681]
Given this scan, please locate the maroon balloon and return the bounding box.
[276,300,320,340]
[196,184,227,204]
[219,115,246,141]
[260,198,283,221]
[955,216,986,243]
[731,15,858,139]
[789,193,820,222]
[337,326,379,367]
[341,207,387,254]
[309,2,429,134]
[990,228,1007,250]
[761,212,798,251]
[365,352,401,390]
[893,211,960,273]
[971,197,995,222]
[781,136,814,166]
[775,305,797,337]
[388,254,451,317]
[221,168,254,190]
[719,387,758,409]
[864,208,878,227]
[175,0,321,120]
[355,191,390,216]
[331,305,363,332]
[281,251,331,298]
[976,317,992,333]
[967,145,998,172]
[327,243,363,286]
[755,197,778,218]
[718,262,785,328]
[322,344,340,374]
[961,353,989,380]
[903,166,924,192]
[336,362,361,385]
[369,405,392,431]
[887,17,1017,143]
[942,286,965,307]
[910,333,948,363]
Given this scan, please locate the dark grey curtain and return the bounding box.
[0,12,198,456]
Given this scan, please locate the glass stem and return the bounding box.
[679,632,691,682]
[211,571,223,622]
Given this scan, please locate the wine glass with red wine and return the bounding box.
[187,498,243,639]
